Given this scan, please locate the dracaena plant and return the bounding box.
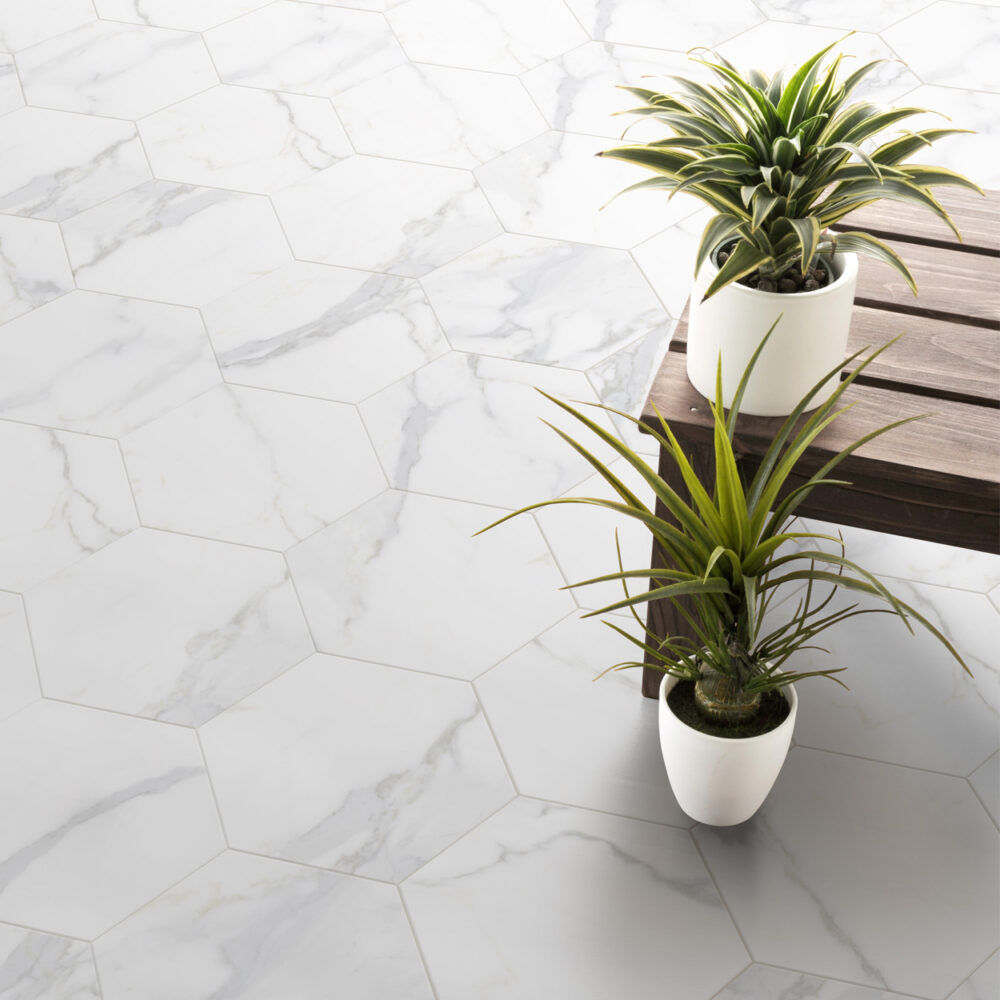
[480,325,971,727]
[599,38,983,300]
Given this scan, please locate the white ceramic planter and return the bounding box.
[658,673,797,826]
[686,248,858,416]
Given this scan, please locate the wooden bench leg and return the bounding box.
[641,441,715,699]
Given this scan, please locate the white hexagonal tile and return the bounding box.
[286,491,574,678]
[0,421,137,590]
[272,157,501,277]
[94,0,271,31]
[753,0,931,31]
[475,131,700,250]
[63,181,291,306]
[0,0,94,52]
[0,594,39,723]
[0,291,220,437]
[121,384,385,549]
[715,965,922,1000]
[0,924,100,999]
[333,63,546,168]
[521,42,695,140]
[201,655,513,881]
[950,952,999,1000]
[790,580,998,776]
[17,21,217,119]
[386,0,587,73]
[0,215,73,324]
[403,798,749,1000]
[883,4,1000,91]
[139,85,351,195]
[202,262,449,403]
[969,752,999,828]
[0,55,24,114]
[694,748,1000,997]
[716,25,920,104]
[477,616,689,825]
[204,1,406,97]
[0,700,223,939]
[533,457,657,612]
[26,529,312,725]
[989,583,1000,615]
[564,0,762,49]
[94,851,433,999]
[358,351,618,509]
[0,108,149,222]
[632,208,713,316]
[421,234,669,367]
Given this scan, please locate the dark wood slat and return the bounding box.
[853,239,1000,326]
[835,187,1000,255]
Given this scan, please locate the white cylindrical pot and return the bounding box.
[686,249,858,416]
[658,673,797,826]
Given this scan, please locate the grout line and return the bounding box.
[226,845,398,888]
[194,728,232,846]
[395,885,442,1000]
[945,948,1000,1000]
[11,590,45,699]
[89,941,106,999]
[791,741,972,780]
[468,680,522,795]
[706,961,753,1000]
[965,775,1000,832]
[0,917,92,944]
[516,790,692,830]
[753,959,939,1000]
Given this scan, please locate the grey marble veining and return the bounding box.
[0,925,99,1000]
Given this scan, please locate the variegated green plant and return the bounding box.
[480,326,971,725]
[599,38,983,300]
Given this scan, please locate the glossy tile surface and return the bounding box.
[5,1,999,996]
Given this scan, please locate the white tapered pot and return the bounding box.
[686,248,858,417]
[658,673,797,826]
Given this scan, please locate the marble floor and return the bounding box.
[0,1,998,998]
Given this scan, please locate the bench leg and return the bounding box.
[641,442,715,699]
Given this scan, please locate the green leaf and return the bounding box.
[701,240,771,300]
[776,39,841,124]
[786,216,821,270]
[830,231,916,294]
[694,214,744,276]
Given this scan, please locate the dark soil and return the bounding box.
[667,680,791,739]
[716,243,832,294]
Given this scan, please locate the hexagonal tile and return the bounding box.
[0,0,94,52]
[0,215,73,324]
[358,352,617,509]
[0,700,223,939]
[951,952,999,1000]
[969,752,999,827]
[0,421,137,590]
[286,491,574,678]
[201,655,513,881]
[990,583,1000,615]
[420,234,669,367]
[402,798,749,1000]
[271,157,501,277]
[0,924,100,998]
[26,529,312,725]
[386,0,587,73]
[716,25,920,104]
[0,108,149,222]
[632,208,713,316]
[752,0,931,32]
[477,616,688,824]
[883,4,1000,91]
[790,579,998,776]
[121,384,385,549]
[533,458,656,612]
[202,262,449,403]
[94,0,270,31]
[475,131,700,250]
[563,0,762,49]
[63,181,291,306]
[714,965,921,1000]
[333,63,546,168]
[0,594,38,723]
[0,55,24,114]
[139,85,351,195]
[17,21,216,119]
[521,42,695,140]
[693,748,1000,997]
[93,852,433,999]
[0,291,219,437]
[204,1,406,97]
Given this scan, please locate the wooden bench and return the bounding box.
[638,188,1000,699]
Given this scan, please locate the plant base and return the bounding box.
[670,681,790,738]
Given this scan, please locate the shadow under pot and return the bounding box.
[686,244,859,417]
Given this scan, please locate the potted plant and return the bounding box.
[480,327,971,825]
[599,38,983,416]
